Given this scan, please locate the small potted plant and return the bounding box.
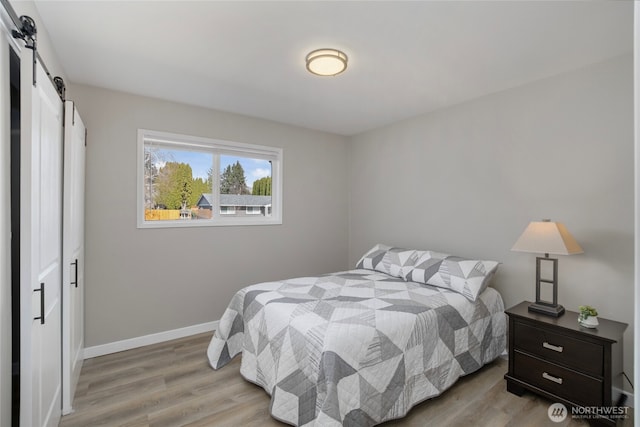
[578,305,599,328]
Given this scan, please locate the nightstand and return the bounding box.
[504,301,628,427]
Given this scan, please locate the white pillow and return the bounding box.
[402,250,499,301]
[355,244,417,278]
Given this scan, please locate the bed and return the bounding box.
[207,246,506,426]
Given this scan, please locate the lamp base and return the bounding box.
[528,302,565,318]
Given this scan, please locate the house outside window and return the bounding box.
[137,129,282,228]
[197,194,271,217]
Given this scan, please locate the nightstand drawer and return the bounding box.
[513,351,602,407]
[513,321,603,376]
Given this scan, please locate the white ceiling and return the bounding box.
[33,1,633,136]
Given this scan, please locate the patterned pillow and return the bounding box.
[355,244,418,278]
[402,250,499,301]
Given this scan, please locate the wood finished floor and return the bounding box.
[59,333,634,427]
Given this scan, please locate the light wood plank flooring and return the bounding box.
[59,333,634,427]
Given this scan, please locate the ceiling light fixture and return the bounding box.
[305,48,348,76]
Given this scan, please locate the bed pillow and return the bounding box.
[402,250,499,301]
[355,244,417,278]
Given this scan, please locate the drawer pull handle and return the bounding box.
[542,372,563,385]
[542,342,563,353]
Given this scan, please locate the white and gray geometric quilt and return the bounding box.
[207,269,506,426]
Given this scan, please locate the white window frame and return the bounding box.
[137,129,283,228]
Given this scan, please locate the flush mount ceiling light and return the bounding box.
[305,48,348,76]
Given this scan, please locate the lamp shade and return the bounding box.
[511,220,583,255]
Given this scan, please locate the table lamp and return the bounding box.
[511,219,583,317]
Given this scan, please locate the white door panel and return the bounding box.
[62,101,85,414]
[38,94,62,271]
[20,52,63,427]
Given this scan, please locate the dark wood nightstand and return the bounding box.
[504,301,628,427]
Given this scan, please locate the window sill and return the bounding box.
[137,217,283,229]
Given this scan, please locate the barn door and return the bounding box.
[20,53,63,427]
[61,101,85,414]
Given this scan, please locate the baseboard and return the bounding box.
[83,320,218,359]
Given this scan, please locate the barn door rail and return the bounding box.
[0,0,65,100]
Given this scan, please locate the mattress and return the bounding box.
[207,269,506,426]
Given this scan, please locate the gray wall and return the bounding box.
[68,84,349,347]
[348,54,635,387]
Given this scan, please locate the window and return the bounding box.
[220,206,236,215]
[137,129,282,228]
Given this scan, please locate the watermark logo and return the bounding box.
[547,403,629,421]
[571,405,629,420]
[548,402,567,423]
